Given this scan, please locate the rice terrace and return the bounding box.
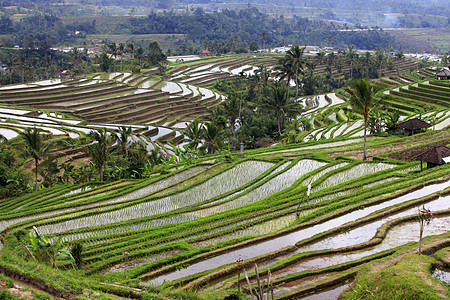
[0,4,450,297]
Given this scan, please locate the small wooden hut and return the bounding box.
[397,118,431,136]
[416,145,450,170]
[435,68,450,80]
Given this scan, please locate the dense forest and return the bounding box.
[0,7,395,51]
[1,0,448,27]
[126,7,394,50]
[1,0,447,17]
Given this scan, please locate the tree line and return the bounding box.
[126,7,394,51]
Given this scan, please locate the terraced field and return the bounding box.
[0,55,449,299]
[0,133,449,298]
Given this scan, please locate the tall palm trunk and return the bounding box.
[363,115,367,160]
[35,158,39,191]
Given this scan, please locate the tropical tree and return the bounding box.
[0,133,6,142]
[85,128,117,181]
[260,81,303,135]
[346,45,358,80]
[126,43,135,59]
[221,91,243,138]
[116,126,133,157]
[203,122,224,154]
[253,65,271,91]
[118,42,125,71]
[276,56,293,95]
[135,46,144,63]
[147,41,166,65]
[285,45,306,97]
[183,118,204,150]
[107,42,119,72]
[28,226,74,268]
[20,127,54,191]
[344,79,383,160]
[316,51,325,64]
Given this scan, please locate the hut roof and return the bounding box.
[397,118,431,130]
[436,68,450,77]
[416,145,450,164]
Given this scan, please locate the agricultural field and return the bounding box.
[0,54,449,299]
[386,28,450,54]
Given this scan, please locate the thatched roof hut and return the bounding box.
[397,118,431,136]
[416,145,450,170]
[436,68,450,80]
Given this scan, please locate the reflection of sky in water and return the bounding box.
[0,128,19,139]
[148,181,449,285]
[0,107,30,115]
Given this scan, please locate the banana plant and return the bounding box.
[28,226,75,268]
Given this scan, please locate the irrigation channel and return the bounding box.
[144,180,450,288]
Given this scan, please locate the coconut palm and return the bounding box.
[344,79,383,160]
[85,128,117,181]
[253,65,271,91]
[260,81,303,136]
[203,122,224,154]
[222,91,243,138]
[116,126,133,157]
[118,43,125,71]
[285,45,306,97]
[127,43,135,59]
[346,45,357,80]
[20,127,54,191]
[183,118,204,150]
[108,42,119,72]
[276,56,293,95]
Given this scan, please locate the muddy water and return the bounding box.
[296,283,351,300]
[148,180,449,285]
[299,195,450,252]
[274,216,450,279]
[272,275,330,297]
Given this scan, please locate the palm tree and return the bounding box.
[260,32,267,53]
[0,133,6,142]
[222,91,243,138]
[118,43,125,71]
[85,128,117,181]
[108,42,119,72]
[276,56,293,95]
[344,79,383,160]
[183,118,204,150]
[116,126,133,157]
[126,43,135,60]
[20,127,54,191]
[316,51,325,64]
[346,45,357,80]
[285,45,306,97]
[253,65,271,91]
[135,47,144,63]
[203,122,224,154]
[260,81,303,136]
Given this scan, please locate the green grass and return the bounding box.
[341,253,449,300]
